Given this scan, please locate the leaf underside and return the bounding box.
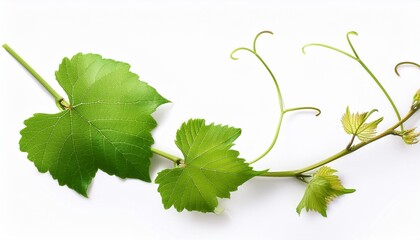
[341,106,383,142]
[155,119,263,213]
[296,166,355,217]
[20,53,168,196]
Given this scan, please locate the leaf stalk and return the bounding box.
[151,147,183,165]
[2,44,69,110]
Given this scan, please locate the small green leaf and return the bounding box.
[20,53,168,196]
[296,166,355,217]
[341,106,383,142]
[155,119,262,213]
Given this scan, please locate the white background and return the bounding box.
[1,0,420,239]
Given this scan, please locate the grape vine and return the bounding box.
[3,31,419,217]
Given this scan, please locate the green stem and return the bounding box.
[253,31,273,53]
[253,53,284,112]
[283,107,321,116]
[261,171,303,177]
[248,52,284,164]
[394,61,420,76]
[260,108,417,177]
[302,43,357,60]
[346,134,357,150]
[231,32,285,165]
[303,33,403,131]
[151,147,183,164]
[357,60,403,130]
[346,31,360,59]
[2,44,69,110]
[232,32,320,165]
[249,114,284,164]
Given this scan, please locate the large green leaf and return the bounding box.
[155,119,262,212]
[20,53,168,196]
[296,166,355,217]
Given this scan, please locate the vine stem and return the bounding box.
[2,44,183,165]
[302,31,403,131]
[358,60,403,130]
[2,44,69,110]
[231,31,320,165]
[261,107,418,177]
[249,52,284,164]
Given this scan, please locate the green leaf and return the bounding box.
[20,53,168,196]
[155,119,262,212]
[296,166,355,217]
[341,106,383,142]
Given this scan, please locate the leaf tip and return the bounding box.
[74,184,90,198]
[80,191,89,198]
[163,98,172,104]
[296,206,302,215]
[346,188,356,194]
